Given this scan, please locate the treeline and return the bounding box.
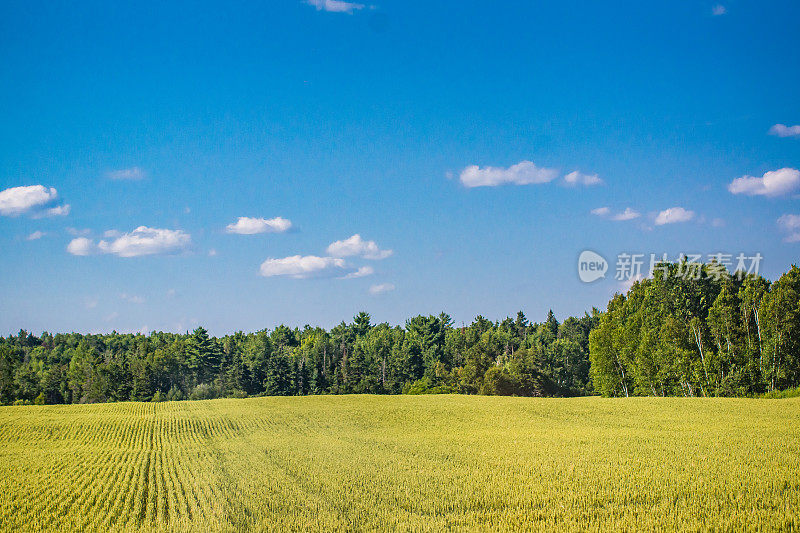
[0,310,598,405]
[590,263,800,397]
[4,262,799,405]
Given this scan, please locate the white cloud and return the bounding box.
[0,185,68,217]
[728,168,800,197]
[98,227,191,257]
[307,0,364,13]
[68,227,191,257]
[326,234,393,259]
[225,216,292,235]
[104,312,119,322]
[66,227,91,236]
[655,207,695,225]
[84,297,98,309]
[777,214,800,243]
[369,283,395,295]
[26,231,45,241]
[120,293,145,304]
[103,229,121,238]
[564,171,603,186]
[208,249,218,257]
[343,265,375,279]
[67,237,95,256]
[769,124,800,138]
[712,4,727,15]
[612,208,641,221]
[712,218,726,228]
[259,255,347,279]
[106,167,146,180]
[36,204,70,218]
[459,160,558,188]
[591,206,640,221]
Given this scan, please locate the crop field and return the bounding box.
[1,396,798,532]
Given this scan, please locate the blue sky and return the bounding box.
[1,0,799,335]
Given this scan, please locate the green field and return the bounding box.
[1,396,798,532]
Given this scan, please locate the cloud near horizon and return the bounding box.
[120,293,145,304]
[655,207,695,225]
[0,185,70,217]
[306,0,364,13]
[67,226,191,257]
[226,216,293,235]
[591,206,640,221]
[259,255,348,279]
[768,124,800,138]
[777,214,800,243]
[326,234,393,259]
[728,168,800,197]
[459,161,559,188]
[369,283,395,295]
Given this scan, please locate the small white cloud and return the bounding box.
[68,227,191,257]
[768,124,800,138]
[458,161,558,188]
[592,207,640,221]
[564,171,603,186]
[369,283,395,295]
[655,207,695,225]
[98,227,191,257]
[208,248,218,257]
[728,168,800,197]
[612,208,641,221]
[66,227,91,236]
[712,4,727,15]
[26,230,45,241]
[259,255,347,279]
[104,311,119,322]
[166,289,177,298]
[343,265,375,279]
[103,229,121,238]
[0,185,68,217]
[226,216,293,235]
[106,167,146,180]
[306,0,364,13]
[777,214,800,242]
[84,297,99,309]
[67,237,95,256]
[327,234,393,259]
[34,204,70,218]
[711,218,726,228]
[120,293,145,304]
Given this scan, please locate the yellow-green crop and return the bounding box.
[1,395,798,531]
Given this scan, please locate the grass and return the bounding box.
[1,395,798,532]
[758,386,800,399]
